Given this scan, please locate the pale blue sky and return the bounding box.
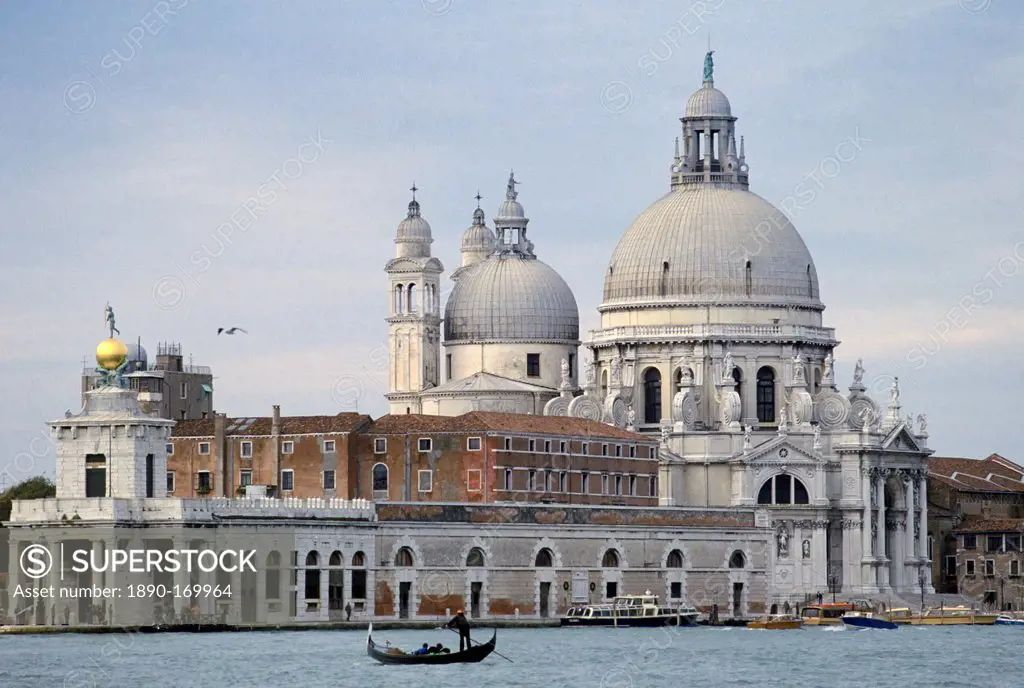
[0,0,1021,483]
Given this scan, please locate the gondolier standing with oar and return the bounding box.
[446,609,471,652]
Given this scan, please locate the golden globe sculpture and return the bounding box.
[96,337,128,371]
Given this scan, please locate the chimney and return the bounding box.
[272,404,281,494]
[214,412,227,497]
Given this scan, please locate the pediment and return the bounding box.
[736,435,824,466]
[385,256,444,273]
[881,424,923,453]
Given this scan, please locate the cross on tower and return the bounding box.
[410,182,418,201]
[475,191,482,209]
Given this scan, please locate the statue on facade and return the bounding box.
[104,302,120,337]
[610,355,622,386]
[889,378,900,407]
[916,413,928,435]
[778,403,789,433]
[626,405,636,432]
[660,422,671,446]
[812,424,821,449]
[852,358,865,385]
[823,352,835,384]
[703,50,714,82]
[792,353,806,385]
[560,358,570,385]
[583,355,596,387]
[802,540,811,559]
[721,351,734,383]
[743,424,752,448]
[777,528,789,558]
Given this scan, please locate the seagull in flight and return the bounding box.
[218,327,248,335]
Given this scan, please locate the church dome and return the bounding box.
[602,186,822,310]
[461,208,495,253]
[444,254,579,343]
[684,84,732,119]
[126,341,148,365]
[395,199,432,243]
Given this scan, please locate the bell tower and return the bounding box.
[384,185,444,414]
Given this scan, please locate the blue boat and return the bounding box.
[995,614,1024,626]
[841,612,898,630]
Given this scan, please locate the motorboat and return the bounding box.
[886,606,998,626]
[841,611,898,630]
[747,614,803,630]
[995,613,1024,626]
[561,591,700,627]
[801,600,873,626]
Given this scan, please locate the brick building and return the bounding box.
[951,520,1024,610]
[927,454,1024,594]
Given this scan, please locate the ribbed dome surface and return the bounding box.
[445,255,579,342]
[461,223,495,252]
[685,85,732,118]
[602,186,822,309]
[395,200,432,243]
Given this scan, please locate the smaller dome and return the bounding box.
[461,209,495,253]
[126,341,148,364]
[685,84,732,119]
[496,198,525,220]
[395,199,432,243]
[96,337,128,371]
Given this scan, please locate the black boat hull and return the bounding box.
[560,615,699,627]
[367,625,497,665]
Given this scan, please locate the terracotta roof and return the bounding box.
[928,454,1024,494]
[953,519,1024,534]
[366,411,652,442]
[171,413,371,438]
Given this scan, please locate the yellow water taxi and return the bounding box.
[748,614,803,630]
[800,600,873,626]
[886,606,998,625]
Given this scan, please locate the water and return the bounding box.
[0,625,1013,687]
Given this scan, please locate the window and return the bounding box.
[372,463,388,492]
[544,440,551,453]
[145,453,154,498]
[446,353,452,381]
[467,437,482,451]
[418,438,432,452]
[963,534,977,550]
[667,550,684,568]
[544,471,553,492]
[166,443,174,455]
[560,440,567,453]
[180,382,187,399]
[756,474,810,505]
[198,442,211,455]
[601,444,608,456]
[323,440,336,453]
[351,552,367,599]
[504,437,511,450]
[504,468,513,490]
[1012,560,1021,577]
[527,353,540,377]
[281,469,294,491]
[650,475,658,497]
[529,439,536,452]
[528,470,537,491]
[240,441,253,458]
[323,470,336,490]
[615,445,622,457]
[395,547,414,567]
[568,353,575,379]
[756,367,776,423]
[729,551,746,569]
[467,469,482,492]
[944,555,956,576]
[418,470,432,493]
[166,472,175,494]
[197,471,212,492]
[606,582,618,599]
[582,442,589,455]
[265,551,281,600]
[988,536,1003,553]
[629,445,636,458]
[671,582,682,599]
[559,472,567,492]
[985,559,995,577]
[374,438,387,453]
[614,475,622,495]
[965,560,975,576]
[601,474,609,495]
[535,548,554,567]
[581,472,590,494]
[240,470,253,487]
[643,367,662,424]
[466,548,485,567]
[629,475,637,496]
[602,549,620,568]
[1008,535,1022,553]
[281,441,294,455]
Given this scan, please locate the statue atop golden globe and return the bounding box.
[95,302,129,386]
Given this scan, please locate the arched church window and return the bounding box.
[729,551,746,568]
[372,463,389,492]
[602,549,620,568]
[643,368,662,424]
[745,261,752,297]
[535,548,554,567]
[601,370,608,400]
[407,284,417,313]
[466,547,485,567]
[394,284,404,314]
[756,474,811,505]
[667,550,684,568]
[756,367,775,424]
[395,547,414,567]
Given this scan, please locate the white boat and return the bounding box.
[996,613,1024,626]
[561,591,700,627]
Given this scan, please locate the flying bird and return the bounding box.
[217,327,248,335]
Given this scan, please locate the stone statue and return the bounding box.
[802,540,811,559]
[778,403,789,432]
[889,378,901,407]
[853,358,864,385]
[560,358,570,384]
[823,353,835,383]
[777,528,789,558]
[703,50,714,81]
[721,352,734,382]
[813,424,821,448]
[583,355,596,387]
[916,413,928,435]
[626,405,636,431]
[104,302,119,337]
[743,424,751,446]
[610,355,622,385]
[660,422,670,446]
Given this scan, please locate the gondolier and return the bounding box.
[446,609,471,651]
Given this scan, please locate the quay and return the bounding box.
[0,619,561,635]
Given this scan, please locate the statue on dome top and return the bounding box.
[703,50,714,82]
[852,358,865,385]
[505,170,519,201]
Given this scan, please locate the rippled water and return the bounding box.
[0,624,1014,687]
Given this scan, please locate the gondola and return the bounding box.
[366,623,497,665]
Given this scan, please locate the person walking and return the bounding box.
[345,602,352,621]
[446,609,471,652]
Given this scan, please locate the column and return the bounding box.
[919,470,934,593]
[904,473,915,563]
[876,471,887,590]
[861,468,873,559]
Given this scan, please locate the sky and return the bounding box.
[0,0,1020,484]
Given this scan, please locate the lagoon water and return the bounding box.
[0,625,1012,687]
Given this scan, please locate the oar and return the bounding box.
[443,626,513,663]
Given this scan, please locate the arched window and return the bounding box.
[756,474,811,505]
[407,284,417,313]
[329,551,343,567]
[601,369,609,400]
[351,551,367,600]
[535,548,554,567]
[602,549,620,568]
[372,463,389,492]
[305,551,320,601]
[394,284,404,314]
[395,547,414,567]
[466,547,485,567]
[305,551,319,567]
[813,369,822,396]
[756,367,776,424]
[352,551,365,567]
[745,260,752,297]
[667,550,684,568]
[729,551,746,568]
[732,367,743,416]
[643,368,662,424]
[328,551,344,610]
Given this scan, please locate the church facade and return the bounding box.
[385,52,934,600]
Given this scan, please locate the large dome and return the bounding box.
[685,84,731,118]
[444,255,579,342]
[602,186,822,310]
